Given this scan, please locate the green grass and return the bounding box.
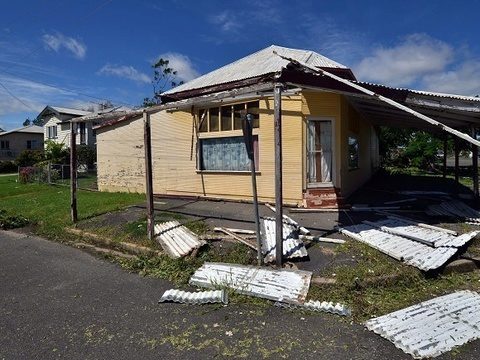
[308,240,480,321]
[0,174,144,239]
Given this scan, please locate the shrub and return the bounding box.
[15,150,44,167]
[44,140,69,164]
[18,166,35,183]
[77,145,96,169]
[0,209,29,229]
[0,160,17,174]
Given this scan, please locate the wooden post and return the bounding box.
[442,136,448,178]
[144,111,155,240]
[274,83,283,268]
[70,122,78,223]
[472,127,479,199]
[454,137,460,186]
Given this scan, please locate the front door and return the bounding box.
[307,120,332,185]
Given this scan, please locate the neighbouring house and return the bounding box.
[0,125,44,161]
[38,106,93,148]
[93,45,480,208]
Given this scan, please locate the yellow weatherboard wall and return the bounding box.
[96,91,379,204]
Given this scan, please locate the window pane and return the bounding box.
[233,104,245,130]
[198,110,208,132]
[246,101,259,128]
[209,107,219,132]
[200,136,258,171]
[221,106,232,131]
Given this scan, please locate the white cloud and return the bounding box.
[42,32,87,59]
[422,60,480,95]
[354,33,454,87]
[209,11,241,32]
[157,52,200,82]
[98,64,150,84]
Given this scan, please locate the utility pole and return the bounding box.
[274,83,283,267]
[144,111,155,240]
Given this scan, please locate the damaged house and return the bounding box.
[92,45,480,208]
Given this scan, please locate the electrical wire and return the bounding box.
[0,81,38,112]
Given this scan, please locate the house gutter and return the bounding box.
[274,51,480,148]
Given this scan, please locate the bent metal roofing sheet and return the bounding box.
[189,262,312,305]
[339,224,458,271]
[365,291,480,359]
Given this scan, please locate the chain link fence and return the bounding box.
[18,163,97,190]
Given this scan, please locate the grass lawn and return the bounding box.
[0,174,144,239]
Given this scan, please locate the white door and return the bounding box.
[307,120,332,184]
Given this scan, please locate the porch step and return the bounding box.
[304,188,345,208]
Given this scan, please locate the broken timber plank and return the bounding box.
[215,227,257,250]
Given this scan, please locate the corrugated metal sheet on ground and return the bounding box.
[154,221,206,258]
[189,262,312,305]
[427,201,480,224]
[365,218,479,248]
[365,291,480,359]
[275,300,351,316]
[261,217,308,263]
[339,224,457,271]
[159,289,228,304]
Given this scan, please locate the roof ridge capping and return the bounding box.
[162,44,347,96]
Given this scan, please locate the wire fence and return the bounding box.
[18,163,97,191]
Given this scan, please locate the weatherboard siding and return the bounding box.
[97,96,305,205]
[96,116,145,193]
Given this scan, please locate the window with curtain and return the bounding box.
[199,136,259,171]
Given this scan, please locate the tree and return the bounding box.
[22,119,31,126]
[142,58,183,107]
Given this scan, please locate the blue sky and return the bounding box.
[1,0,480,130]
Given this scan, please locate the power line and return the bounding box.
[0,68,135,107]
[0,81,38,112]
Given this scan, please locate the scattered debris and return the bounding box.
[427,200,480,224]
[398,190,450,196]
[74,242,137,260]
[311,276,337,286]
[261,217,308,262]
[299,235,346,244]
[339,224,458,271]
[274,300,351,316]
[352,205,401,211]
[289,208,344,213]
[443,259,478,274]
[215,227,257,250]
[155,221,206,258]
[265,203,310,234]
[189,262,312,305]
[66,227,162,256]
[365,291,480,359]
[159,289,228,304]
[383,198,417,205]
[214,227,255,235]
[362,218,478,248]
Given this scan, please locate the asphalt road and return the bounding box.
[1,230,479,359]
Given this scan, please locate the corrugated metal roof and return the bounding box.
[49,106,91,116]
[365,291,480,359]
[0,125,43,136]
[163,45,347,96]
[159,289,228,304]
[189,262,312,305]
[275,300,351,316]
[427,201,480,224]
[364,218,479,248]
[261,217,308,263]
[339,224,458,271]
[154,221,206,258]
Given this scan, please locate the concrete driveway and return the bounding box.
[1,230,479,359]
